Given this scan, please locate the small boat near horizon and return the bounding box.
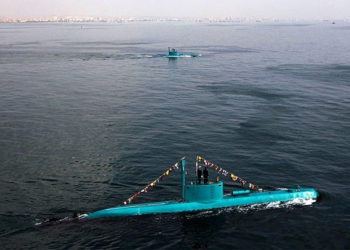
[157,47,201,58]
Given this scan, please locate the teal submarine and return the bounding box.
[157,47,201,58]
[85,156,318,219]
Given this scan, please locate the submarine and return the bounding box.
[84,157,318,219]
[157,47,201,58]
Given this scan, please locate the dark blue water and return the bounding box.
[1,22,350,249]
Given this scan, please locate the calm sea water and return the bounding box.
[0,22,350,249]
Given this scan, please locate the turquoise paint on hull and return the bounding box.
[168,51,181,56]
[185,181,224,201]
[157,48,201,58]
[232,190,251,195]
[159,53,201,58]
[86,188,318,219]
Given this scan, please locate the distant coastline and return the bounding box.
[0,16,347,24]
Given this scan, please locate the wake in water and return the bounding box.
[185,197,317,219]
[34,213,87,226]
[234,197,317,214]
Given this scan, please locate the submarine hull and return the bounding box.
[86,188,318,219]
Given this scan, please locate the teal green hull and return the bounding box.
[163,48,201,58]
[164,53,200,58]
[157,52,201,58]
[86,188,318,219]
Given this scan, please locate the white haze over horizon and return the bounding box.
[1,0,349,20]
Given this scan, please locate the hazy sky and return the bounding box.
[1,0,349,19]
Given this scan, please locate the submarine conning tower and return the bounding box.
[168,47,180,56]
[184,181,224,202]
[181,158,224,202]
